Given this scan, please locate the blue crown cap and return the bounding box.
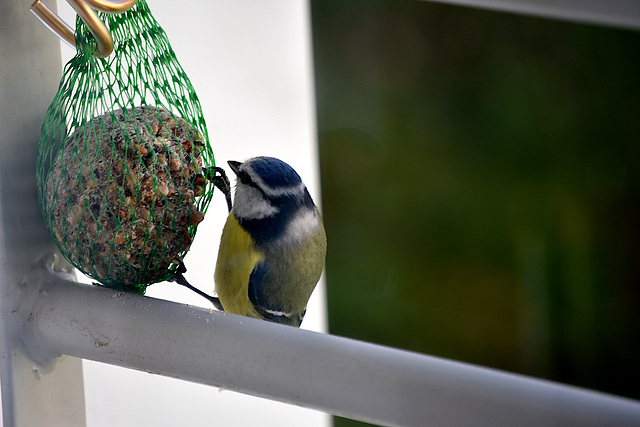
[251,157,302,189]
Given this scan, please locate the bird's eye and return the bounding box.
[237,170,253,185]
[236,169,271,200]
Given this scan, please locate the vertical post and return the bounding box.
[0,1,86,426]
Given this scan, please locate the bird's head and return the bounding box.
[228,156,309,222]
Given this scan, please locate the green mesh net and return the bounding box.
[36,0,215,294]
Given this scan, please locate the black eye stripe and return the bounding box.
[237,170,253,185]
[238,170,272,200]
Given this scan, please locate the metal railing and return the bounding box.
[422,0,640,31]
[4,255,640,426]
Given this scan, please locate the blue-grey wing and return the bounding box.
[248,261,303,327]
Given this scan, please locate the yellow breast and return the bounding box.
[214,213,264,318]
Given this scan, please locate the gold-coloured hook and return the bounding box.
[30,0,137,58]
[30,0,76,49]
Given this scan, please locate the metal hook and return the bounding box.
[30,0,137,58]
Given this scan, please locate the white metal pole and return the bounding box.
[21,256,640,427]
[421,0,640,31]
[0,1,86,426]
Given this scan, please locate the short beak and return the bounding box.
[227,160,242,176]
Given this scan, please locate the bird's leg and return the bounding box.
[169,260,224,311]
[171,166,230,311]
[207,166,232,213]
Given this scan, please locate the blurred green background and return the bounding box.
[310,2,640,425]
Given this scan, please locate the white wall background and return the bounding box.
[54,1,328,426]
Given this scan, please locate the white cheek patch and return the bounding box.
[283,208,319,245]
[233,183,279,220]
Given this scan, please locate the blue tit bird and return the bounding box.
[214,156,327,327]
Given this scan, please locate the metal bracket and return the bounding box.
[30,0,137,57]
